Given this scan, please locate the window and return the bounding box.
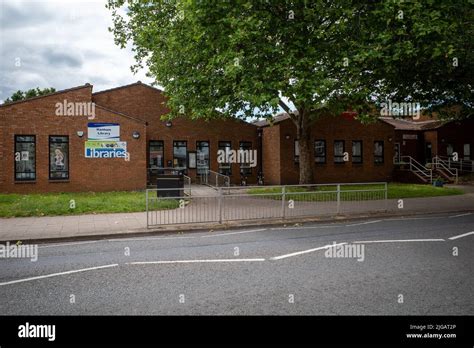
[173,141,187,170]
[314,140,326,163]
[239,141,252,175]
[374,141,384,164]
[218,141,232,175]
[447,144,454,158]
[334,140,345,163]
[49,136,69,180]
[196,141,210,175]
[294,140,299,163]
[14,135,36,181]
[463,144,470,160]
[352,141,363,164]
[149,141,164,168]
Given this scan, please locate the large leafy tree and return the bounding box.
[107,0,472,184]
[4,87,56,104]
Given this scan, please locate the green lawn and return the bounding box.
[0,191,179,218]
[247,183,463,201]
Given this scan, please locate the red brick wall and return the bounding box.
[0,86,147,193]
[275,115,395,184]
[262,124,281,185]
[436,120,474,159]
[93,83,259,184]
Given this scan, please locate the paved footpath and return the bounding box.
[0,186,473,242]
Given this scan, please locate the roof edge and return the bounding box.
[0,84,93,108]
[92,81,164,96]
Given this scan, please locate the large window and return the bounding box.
[463,144,470,160]
[294,140,299,163]
[149,141,164,168]
[334,140,345,163]
[374,141,384,164]
[14,135,36,181]
[352,141,363,164]
[239,141,252,175]
[49,136,69,180]
[314,140,326,163]
[218,141,232,175]
[196,141,210,175]
[173,141,187,170]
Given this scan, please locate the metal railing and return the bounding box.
[396,156,433,183]
[146,182,388,227]
[200,169,230,189]
[436,155,474,173]
[432,156,458,184]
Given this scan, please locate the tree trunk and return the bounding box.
[295,109,313,184]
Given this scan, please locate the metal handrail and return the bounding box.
[201,169,230,188]
[432,156,458,183]
[436,155,474,172]
[399,156,433,183]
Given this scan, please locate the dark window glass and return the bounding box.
[334,140,345,163]
[314,140,326,163]
[149,141,164,168]
[196,141,210,175]
[15,135,36,181]
[352,141,363,164]
[218,141,232,175]
[239,141,252,175]
[173,141,187,170]
[374,141,384,164]
[49,136,69,180]
[294,140,299,163]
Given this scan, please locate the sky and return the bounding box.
[0,0,154,104]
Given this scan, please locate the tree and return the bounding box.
[4,87,56,104]
[107,0,472,184]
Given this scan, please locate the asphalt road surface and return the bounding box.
[1,212,473,315]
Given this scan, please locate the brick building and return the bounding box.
[0,82,471,193]
[256,113,396,185]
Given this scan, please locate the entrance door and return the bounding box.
[424,142,432,164]
[394,143,401,163]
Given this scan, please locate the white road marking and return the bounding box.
[270,243,347,260]
[270,225,339,230]
[127,258,265,265]
[38,240,99,248]
[352,239,445,244]
[346,220,382,227]
[0,264,118,286]
[449,213,473,218]
[200,228,267,238]
[448,231,474,240]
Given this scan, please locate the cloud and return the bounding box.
[0,0,154,103]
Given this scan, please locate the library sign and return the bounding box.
[85,123,127,159]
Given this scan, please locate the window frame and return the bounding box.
[374,140,385,164]
[196,140,210,175]
[148,140,164,169]
[333,140,345,164]
[352,140,363,164]
[173,140,188,171]
[218,141,232,175]
[49,135,70,180]
[14,135,36,181]
[294,140,300,163]
[239,141,253,175]
[314,139,326,164]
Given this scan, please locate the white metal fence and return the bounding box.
[146,182,388,228]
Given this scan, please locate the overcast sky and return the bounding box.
[0,0,154,103]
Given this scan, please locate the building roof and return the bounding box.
[253,112,294,127]
[92,81,164,95]
[379,117,447,131]
[0,84,92,108]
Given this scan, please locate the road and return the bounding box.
[0,212,473,315]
